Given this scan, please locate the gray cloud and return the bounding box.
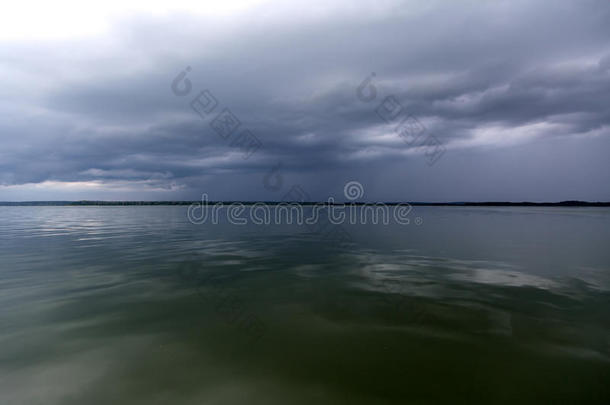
[1,0,610,201]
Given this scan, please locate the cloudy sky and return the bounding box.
[1,0,609,202]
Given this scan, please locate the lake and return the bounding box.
[0,206,609,404]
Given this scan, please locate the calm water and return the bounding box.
[0,206,609,404]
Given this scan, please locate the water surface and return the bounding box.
[0,206,609,404]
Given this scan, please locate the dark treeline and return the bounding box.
[1,201,610,207]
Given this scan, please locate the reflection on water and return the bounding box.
[0,206,609,404]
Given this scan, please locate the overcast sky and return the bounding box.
[1,0,609,202]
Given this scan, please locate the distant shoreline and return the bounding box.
[1,201,609,207]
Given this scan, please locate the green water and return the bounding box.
[0,206,608,404]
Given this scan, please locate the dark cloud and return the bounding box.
[1,0,610,201]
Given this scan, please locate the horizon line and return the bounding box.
[1,200,610,207]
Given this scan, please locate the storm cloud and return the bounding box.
[1,0,610,201]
